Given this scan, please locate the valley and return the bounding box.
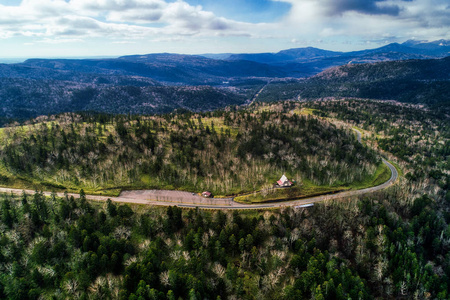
[1,41,449,124]
[0,41,448,299]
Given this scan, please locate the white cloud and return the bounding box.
[71,0,166,13]
[112,41,137,44]
[37,37,85,44]
[276,0,450,45]
[0,0,448,55]
[0,0,254,42]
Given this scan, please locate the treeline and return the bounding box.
[0,107,380,194]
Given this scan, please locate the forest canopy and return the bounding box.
[0,104,380,197]
[0,99,448,299]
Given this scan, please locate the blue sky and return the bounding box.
[0,0,449,58]
[185,0,291,23]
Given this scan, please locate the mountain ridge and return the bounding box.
[269,56,450,111]
[0,40,448,123]
[5,39,449,84]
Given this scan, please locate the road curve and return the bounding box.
[174,158,398,209]
[0,129,398,209]
[0,159,398,210]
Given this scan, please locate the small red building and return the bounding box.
[202,191,212,198]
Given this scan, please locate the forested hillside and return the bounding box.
[0,79,248,122]
[302,57,450,108]
[0,99,448,299]
[303,99,449,185]
[259,57,450,112]
[0,104,381,197]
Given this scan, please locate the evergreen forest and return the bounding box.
[0,99,448,299]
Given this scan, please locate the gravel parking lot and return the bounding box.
[119,189,233,206]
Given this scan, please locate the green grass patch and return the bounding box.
[234,184,346,204]
[40,181,67,190]
[59,185,122,197]
[0,160,123,197]
[191,117,239,137]
[87,189,122,197]
[0,163,38,190]
[345,162,391,190]
[141,174,152,185]
[292,108,316,115]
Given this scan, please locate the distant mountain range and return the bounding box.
[18,54,285,85]
[0,40,448,122]
[206,39,450,67]
[4,39,450,84]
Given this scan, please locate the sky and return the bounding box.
[0,0,449,58]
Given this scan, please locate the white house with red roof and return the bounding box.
[277,174,292,187]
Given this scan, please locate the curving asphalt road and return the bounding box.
[0,128,398,209]
[170,158,398,209]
